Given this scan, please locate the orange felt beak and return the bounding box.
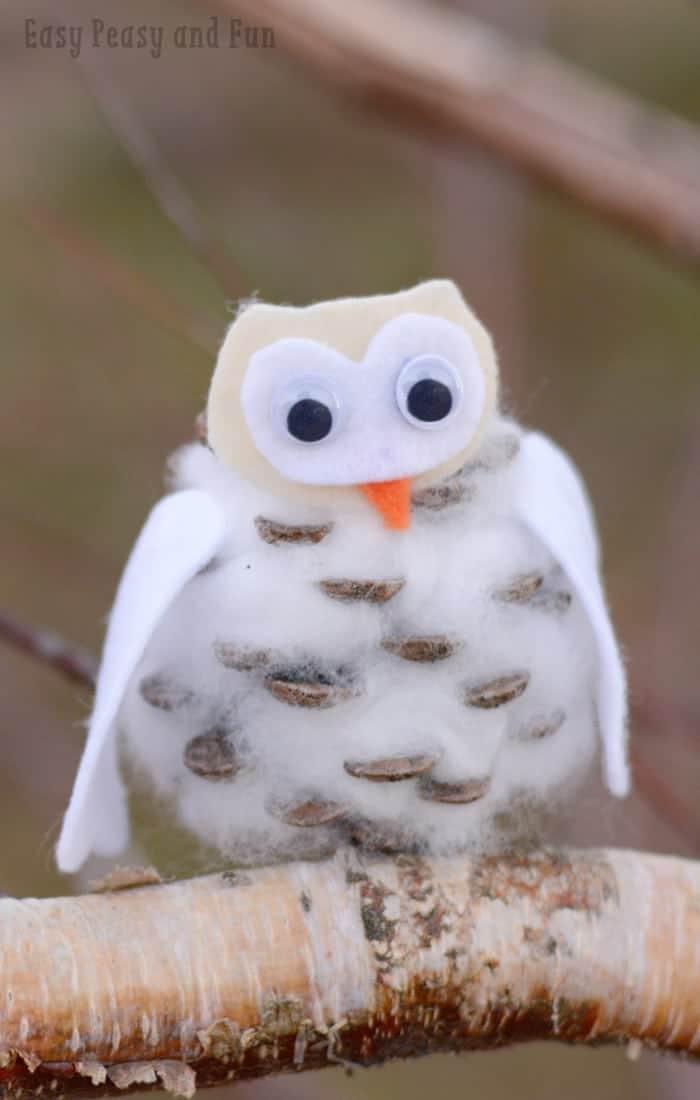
[359,478,412,530]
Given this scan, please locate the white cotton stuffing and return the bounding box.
[119,416,599,863]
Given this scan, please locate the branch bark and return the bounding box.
[206,0,700,273]
[1,849,698,1097]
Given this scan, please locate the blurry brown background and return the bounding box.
[1,0,698,1097]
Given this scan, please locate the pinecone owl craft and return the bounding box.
[56,280,628,873]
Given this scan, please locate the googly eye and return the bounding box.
[395,355,463,430]
[271,376,344,445]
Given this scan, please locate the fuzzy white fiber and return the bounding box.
[119,417,600,863]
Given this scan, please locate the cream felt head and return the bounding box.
[207,280,499,512]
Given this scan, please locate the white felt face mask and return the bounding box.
[207,280,499,513]
[241,314,486,487]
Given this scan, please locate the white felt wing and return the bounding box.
[56,490,228,873]
[514,432,629,797]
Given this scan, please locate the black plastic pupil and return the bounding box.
[287,398,333,442]
[407,378,453,422]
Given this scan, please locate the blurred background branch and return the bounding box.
[206,0,700,273]
[19,202,218,354]
[75,55,248,302]
[0,610,97,689]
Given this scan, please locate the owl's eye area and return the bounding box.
[407,378,452,422]
[271,376,343,445]
[396,355,463,430]
[287,398,332,443]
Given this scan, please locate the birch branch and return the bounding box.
[206,0,700,273]
[1,848,698,1097]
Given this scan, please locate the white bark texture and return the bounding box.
[0,848,698,1096]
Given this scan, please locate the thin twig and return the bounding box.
[20,202,217,355]
[634,695,699,751]
[632,750,697,849]
[0,848,698,1097]
[76,54,248,300]
[0,610,97,690]
[205,0,700,273]
[651,395,700,700]
[631,698,698,849]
